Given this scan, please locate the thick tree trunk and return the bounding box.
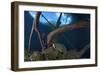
[47,21,89,46]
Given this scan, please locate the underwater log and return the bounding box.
[47,20,90,46]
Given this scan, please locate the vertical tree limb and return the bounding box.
[28,12,44,52]
[35,29,44,52]
[56,13,62,28]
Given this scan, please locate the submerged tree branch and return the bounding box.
[56,13,62,28]
[41,14,55,29]
[28,12,44,52]
[47,21,90,46]
[79,43,90,57]
[36,29,44,52]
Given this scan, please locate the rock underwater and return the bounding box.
[24,43,89,61]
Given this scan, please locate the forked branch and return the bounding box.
[28,12,44,51]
